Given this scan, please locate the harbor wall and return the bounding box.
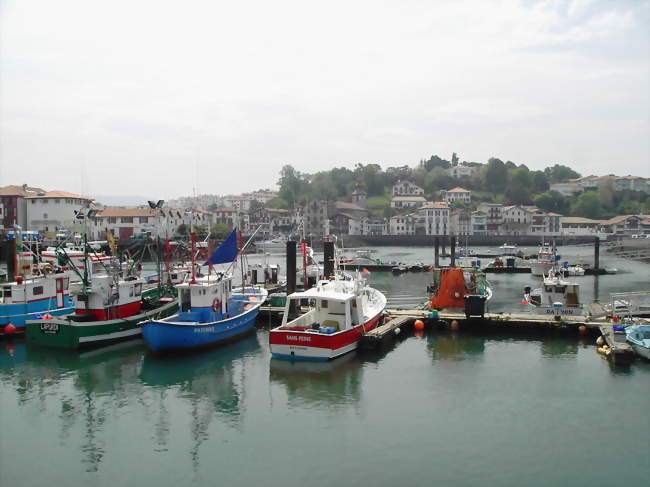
[336,235,604,248]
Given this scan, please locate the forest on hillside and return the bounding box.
[267,155,649,220]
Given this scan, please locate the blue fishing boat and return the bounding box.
[140,229,268,352]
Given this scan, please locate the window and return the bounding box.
[138,217,149,224]
[55,199,60,204]
[33,286,44,296]
[108,217,116,224]
[43,213,48,219]
[121,217,133,223]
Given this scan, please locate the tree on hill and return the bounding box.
[533,191,569,214]
[570,192,603,219]
[544,164,581,183]
[485,158,508,193]
[421,155,450,171]
[354,163,385,196]
[278,164,310,208]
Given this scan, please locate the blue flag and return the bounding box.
[205,229,238,265]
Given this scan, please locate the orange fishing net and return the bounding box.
[429,268,468,309]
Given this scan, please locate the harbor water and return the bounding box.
[1,245,649,486]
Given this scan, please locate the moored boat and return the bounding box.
[140,229,268,353]
[24,242,177,348]
[269,273,387,361]
[625,321,650,360]
[1,271,75,336]
[531,243,555,276]
[523,266,583,316]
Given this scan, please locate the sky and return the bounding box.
[1,0,648,201]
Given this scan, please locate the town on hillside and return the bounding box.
[1,158,649,241]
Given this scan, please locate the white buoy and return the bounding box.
[394,328,401,336]
[596,336,605,346]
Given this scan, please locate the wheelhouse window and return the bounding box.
[33,286,44,296]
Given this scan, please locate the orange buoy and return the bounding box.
[450,320,459,331]
[3,323,17,335]
[414,319,425,331]
[578,325,587,336]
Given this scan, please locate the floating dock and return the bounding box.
[598,325,635,364]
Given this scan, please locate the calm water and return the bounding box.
[1,246,649,487]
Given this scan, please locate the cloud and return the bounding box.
[1,0,648,196]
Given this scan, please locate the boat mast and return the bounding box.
[190,231,197,284]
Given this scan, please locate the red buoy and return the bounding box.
[414,319,425,330]
[3,323,17,335]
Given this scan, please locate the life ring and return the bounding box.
[212,298,221,312]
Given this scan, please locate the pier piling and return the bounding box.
[450,236,456,267]
[434,237,440,268]
[594,236,600,271]
[324,240,334,278]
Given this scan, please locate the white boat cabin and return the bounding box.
[176,274,233,322]
[72,275,144,320]
[0,273,71,306]
[280,280,371,334]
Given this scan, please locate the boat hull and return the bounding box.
[270,313,382,361]
[24,294,178,349]
[141,306,262,352]
[629,341,650,360]
[531,262,553,276]
[1,297,75,334]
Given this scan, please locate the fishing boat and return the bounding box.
[140,229,268,353]
[499,243,519,256]
[24,241,177,349]
[560,263,585,276]
[530,243,555,276]
[523,266,583,316]
[428,267,492,315]
[269,272,387,361]
[340,249,377,266]
[625,321,650,360]
[1,270,75,336]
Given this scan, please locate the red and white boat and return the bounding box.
[269,274,386,361]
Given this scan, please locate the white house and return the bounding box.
[26,190,94,237]
[447,165,474,178]
[549,182,583,197]
[417,201,450,236]
[500,205,534,236]
[392,180,424,196]
[441,187,471,205]
[449,209,471,236]
[348,217,387,236]
[390,196,427,208]
[471,210,487,235]
[560,217,604,236]
[389,215,416,235]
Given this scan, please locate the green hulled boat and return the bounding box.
[25,285,178,349]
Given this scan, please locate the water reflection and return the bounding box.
[427,331,486,361]
[23,341,145,472]
[140,335,261,475]
[269,353,363,408]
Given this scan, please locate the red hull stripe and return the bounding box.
[270,314,381,350]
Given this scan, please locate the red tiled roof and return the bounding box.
[25,190,93,201]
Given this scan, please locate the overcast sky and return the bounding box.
[1,0,648,200]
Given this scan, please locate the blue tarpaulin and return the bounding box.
[205,229,238,265]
